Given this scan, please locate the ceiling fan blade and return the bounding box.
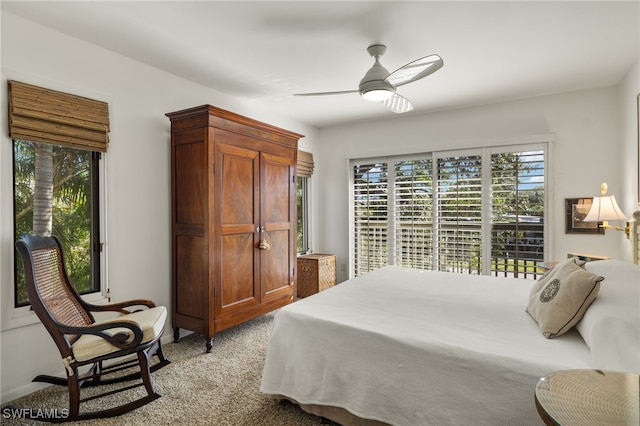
[294,89,359,96]
[385,54,443,88]
[383,93,413,114]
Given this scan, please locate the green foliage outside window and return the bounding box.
[13,140,97,306]
[297,177,308,253]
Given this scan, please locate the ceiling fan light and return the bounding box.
[360,79,395,101]
[362,88,394,101]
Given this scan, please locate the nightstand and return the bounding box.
[535,369,639,426]
[537,261,559,272]
[297,254,336,298]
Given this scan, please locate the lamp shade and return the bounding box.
[583,195,628,222]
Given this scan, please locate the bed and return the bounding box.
[260,219,640,426]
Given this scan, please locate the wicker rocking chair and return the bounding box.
[13,234,170,422]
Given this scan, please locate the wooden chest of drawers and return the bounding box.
[297,254,336,298]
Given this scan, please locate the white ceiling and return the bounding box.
[2,1,639,128]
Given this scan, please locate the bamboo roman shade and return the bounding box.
[297,150,314,177]
[8,80,110,152]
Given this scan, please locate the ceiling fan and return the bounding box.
[295,44,443,114]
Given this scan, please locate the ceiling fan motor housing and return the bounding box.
[359,49,395,100]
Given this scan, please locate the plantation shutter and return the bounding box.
[352,161,389,276]
[490,150,545,277]
[297,150,314,177]
[350,143,547,280]
[435,155,483,274]
[8,80,110,152]
[393,159,433,269]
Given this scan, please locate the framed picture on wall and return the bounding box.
[565,198,604,234]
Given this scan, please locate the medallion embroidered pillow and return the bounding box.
[527,258,603,338]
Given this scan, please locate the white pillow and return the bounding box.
[577,260,640,374]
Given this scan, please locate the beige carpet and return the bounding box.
[2,312,326,425]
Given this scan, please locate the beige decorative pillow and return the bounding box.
[527,259,603,338]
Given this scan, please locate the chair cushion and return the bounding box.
[72,306,167,362]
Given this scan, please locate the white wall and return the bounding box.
[617,59,640,259]
[315,86,633,282]
[0,12,318,402]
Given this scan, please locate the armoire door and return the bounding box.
[214,142,260,320]
[260,152,296,303]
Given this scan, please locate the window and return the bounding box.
[394,159,433,270]
[13,140,102,306]
[490,149,545,278]
[435,154,483,274]
[353,161,389,275]
[297,176,309,253]
[297,150,314,254]
[350,144,546,279]
[8,80,110,308]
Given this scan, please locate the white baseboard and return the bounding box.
[1,382,50,406]
[1,333,181,404]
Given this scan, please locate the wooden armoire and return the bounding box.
[166,105,303,352]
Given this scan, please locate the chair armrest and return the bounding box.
[58,320,144,350]
[84,299,156,315]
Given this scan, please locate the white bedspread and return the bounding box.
[260,266,592,426]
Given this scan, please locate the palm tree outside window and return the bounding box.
[13,140,102,307]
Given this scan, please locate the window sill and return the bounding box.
[1,304,40,331]
[1,292,108,332]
